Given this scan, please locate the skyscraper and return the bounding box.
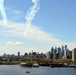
[58,47,62,58]
[62,45,64,56]
[54,46,57,54]
[51,47,54,54]
[72,48,76,61]
[64,50,67,59]
[65,45,67,51]
[18,51,20,57]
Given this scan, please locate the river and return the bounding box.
[0,65,76,75]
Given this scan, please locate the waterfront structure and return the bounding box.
[72,48,76,61]
[46,51,51,59]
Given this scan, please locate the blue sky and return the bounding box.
[0,0,76,55]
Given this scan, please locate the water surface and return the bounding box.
[0,65,76,75]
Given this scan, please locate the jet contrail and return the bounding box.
[0,0,7,25]
[24,0,40,36]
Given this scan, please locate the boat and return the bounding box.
[67,64,76,68]
[33,63,39,67]
[20,63,33,67]
[51,64,63,67]
[40,63,50,66]
[25,71,30,73]
[50,64,76,68]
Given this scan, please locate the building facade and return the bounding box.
[72,48,76,61]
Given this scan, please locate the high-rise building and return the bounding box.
[66,49,72,59]
[46,51,51,59]
[57,47,62,58]
[62,45,64,56]
[55,46,57,53]
[64,50,67,59]
[18,51,20,57]
[65,45,67,51]
[51,47,54,54]
[72,48,76,61]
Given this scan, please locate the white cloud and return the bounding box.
[0,20,60,44]
[0,20,76,52]
[5,7,23,15]
[6,41,24,45]
[5,7,24,21]
[12,10,23,15]
[15,42,24,45]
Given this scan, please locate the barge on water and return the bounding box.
[50,64,76,68]
[20,63,33,67]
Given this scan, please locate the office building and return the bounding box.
[18,51,20,57]
[51,47,54,54]
[65,45,67,51]
[72,48,76,61]
[46,51,51,59]
[64,50,67,59]
[62,45,64,56]
[57,47,62,58]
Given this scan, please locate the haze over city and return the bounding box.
[0,0,76,55]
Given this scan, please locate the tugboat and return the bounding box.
[33,63,39,67]
[20,62,33,67]
[51,64,63,67]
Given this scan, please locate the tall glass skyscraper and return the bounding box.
[65,45,67,51]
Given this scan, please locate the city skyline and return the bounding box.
[0,0,76,54]
[0,45,68,56]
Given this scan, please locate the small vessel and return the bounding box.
[33,63,39,67]
[51,64,63,67]
[26,71,30,73]
[20,63,32,67]
[68,64,76,68]
[40,63,50,66]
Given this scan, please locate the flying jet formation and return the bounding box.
[24,0,40,36]
[0,0,7,25]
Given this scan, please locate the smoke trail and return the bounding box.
[24,0,40,36]
[0,0,7,25]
